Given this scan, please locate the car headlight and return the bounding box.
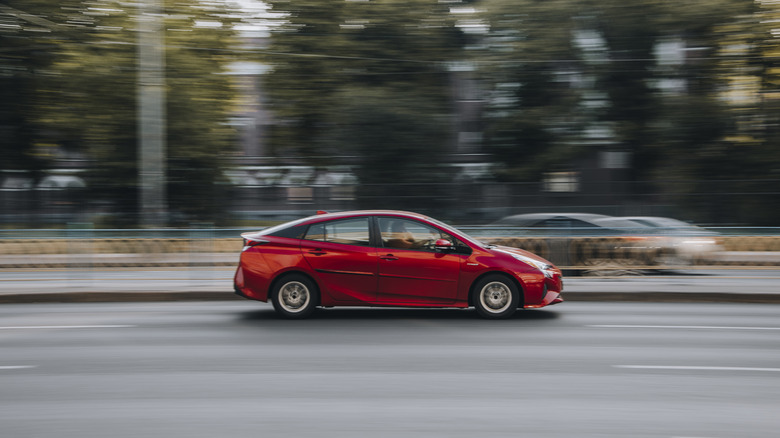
[509,253,555,278]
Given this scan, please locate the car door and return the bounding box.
[300,217,377,304]
[375,217,461,305]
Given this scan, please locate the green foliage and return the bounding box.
[323,87,450,212]
[9,0,242,224]
[260,0,465,211]
[0,0,63,172]
[6,0,780,225]
[476,0,587,181]
[478,0,752,182]
[262,0,463,162]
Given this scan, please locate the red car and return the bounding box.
[234,210,563,319]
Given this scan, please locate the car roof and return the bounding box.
[251,210,436,238]
[303,210,432,223]
[615,216,696,227]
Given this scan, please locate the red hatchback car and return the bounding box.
[234,210,563,319]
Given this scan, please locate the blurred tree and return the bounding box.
[322,87,451,213]
[749,0,780,225]
[704,0,780,224]
[9,0,780,225]
[476,0,586,182]
[28,0,240,225]
[0,1,61,173]
[478,0,749,186]
[258,0,348,160]
[583,0,750,183]
[261,0,464,171]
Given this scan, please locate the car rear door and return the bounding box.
[300,217,377,304]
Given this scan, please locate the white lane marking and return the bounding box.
[615,365,780,372]
[0,365,37,370]
[0,325,135,330]
[590,325,780,330]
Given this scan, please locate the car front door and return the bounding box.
[300,217,377,304]
[375,217,462,305]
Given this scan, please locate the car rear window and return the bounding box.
[267,224,307,239]
[304,218,371,246]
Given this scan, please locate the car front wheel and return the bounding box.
[271,274,319,319]
[472,274,520,319]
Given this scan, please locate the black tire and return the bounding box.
[271,274,319,319]
[472,274,520,319]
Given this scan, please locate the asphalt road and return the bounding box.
[2,301,779,438]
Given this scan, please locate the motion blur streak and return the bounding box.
[590,325,780,330]
[615,365,780,372]
[0,325,135,330]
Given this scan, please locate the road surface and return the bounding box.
[2,301,779,437]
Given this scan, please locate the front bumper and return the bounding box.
[525,273,563,309]
[525,288,563,308]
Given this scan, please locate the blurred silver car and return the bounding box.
[606,216,722,264]
[491,213,721,266]
[492,213,653,236]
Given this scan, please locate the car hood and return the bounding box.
[490,245,556,266]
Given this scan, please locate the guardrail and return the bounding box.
[1,226,779,269]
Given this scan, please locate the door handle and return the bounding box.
[380,254,398,261]
[308,249,327,256]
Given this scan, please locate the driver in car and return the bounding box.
[386,221,416,249]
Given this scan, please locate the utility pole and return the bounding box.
[137,0,167,227]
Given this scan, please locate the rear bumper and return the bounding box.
[234,283,251,299]
[233,264,269,302]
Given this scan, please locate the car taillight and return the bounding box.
[242,238,268,252]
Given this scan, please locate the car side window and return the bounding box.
[378,217,454,252]
[304,218,371,246]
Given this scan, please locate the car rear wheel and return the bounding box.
[472,274,520,319]
[271,274,319,319]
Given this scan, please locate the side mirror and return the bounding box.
[434,239,454,251]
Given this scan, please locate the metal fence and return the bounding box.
[4,178,780,226]
[2,225,779,270]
